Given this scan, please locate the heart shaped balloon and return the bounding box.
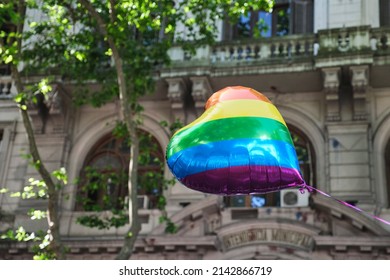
[166,86,305,195]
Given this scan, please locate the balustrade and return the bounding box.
[168,26,390,66]
[371,27,390,52]
[210,35,315,64]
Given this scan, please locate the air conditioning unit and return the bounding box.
[280,189,309,207]
[137,195,149,209]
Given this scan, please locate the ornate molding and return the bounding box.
[28,84,72,134]
[350,65,368,93]
[350,65,369,120]
[190,76,212,115]
[322,67,341,121]
[322,67,340,93]
[166,77,187,122]
[337,28,350,52]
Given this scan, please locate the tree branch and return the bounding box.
[1,1,66,259]
[10,64,66,259]
[77,0,108,36]
[109,0,117,24]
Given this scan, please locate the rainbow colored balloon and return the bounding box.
[166,86,305,195]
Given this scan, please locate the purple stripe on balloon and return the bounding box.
[180,165,304,195]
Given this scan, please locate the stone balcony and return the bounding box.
[164,25,390,78]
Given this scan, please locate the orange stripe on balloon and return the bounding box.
[173,99,286,136]
[205,86,271,109]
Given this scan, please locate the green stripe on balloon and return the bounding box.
[166,117,294,159]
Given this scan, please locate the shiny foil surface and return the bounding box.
[166,86,304,195]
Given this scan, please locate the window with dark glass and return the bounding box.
[225,125,315,208]
[223,0,313,40]
[76,130,164,211]
[380,0,390,26]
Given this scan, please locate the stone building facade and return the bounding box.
[1,0,390,259]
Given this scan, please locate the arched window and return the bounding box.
[290,125,315,186]
[76,129,164,211]
[225,125,315,208]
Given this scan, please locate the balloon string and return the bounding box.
[299,184,390,226]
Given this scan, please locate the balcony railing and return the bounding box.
[371,27,390,52]
[167,26,390,68]
[211,34,315,64]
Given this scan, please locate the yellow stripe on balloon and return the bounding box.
[174,99,287,136]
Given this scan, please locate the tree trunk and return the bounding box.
[109,40,141,260]
[11,65,65,259]
[115,136,141,259]
[77,0,142,259]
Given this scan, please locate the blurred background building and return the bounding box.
[1,0,390,259]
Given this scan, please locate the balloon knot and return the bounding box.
[299,185,315,194]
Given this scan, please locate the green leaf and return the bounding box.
[0,188,9,194]
[38,79,52,94]
[52,167,68,184]
[14,93,23,103]
[105,48,112,56]
[10,192,21,198]
[28,209,47,220]
[4,55,13,64]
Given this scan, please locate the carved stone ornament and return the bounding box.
[322,67,341,121]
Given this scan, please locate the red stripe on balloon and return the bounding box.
[205,86,271,109]
[180,165,304,195]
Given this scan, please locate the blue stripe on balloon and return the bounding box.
[167,138,301,179]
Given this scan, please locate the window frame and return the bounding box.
[76,129,165,211]
[222,0,313,41]
[380,0,390,27]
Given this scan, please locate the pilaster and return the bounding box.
[326,123,373,203]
